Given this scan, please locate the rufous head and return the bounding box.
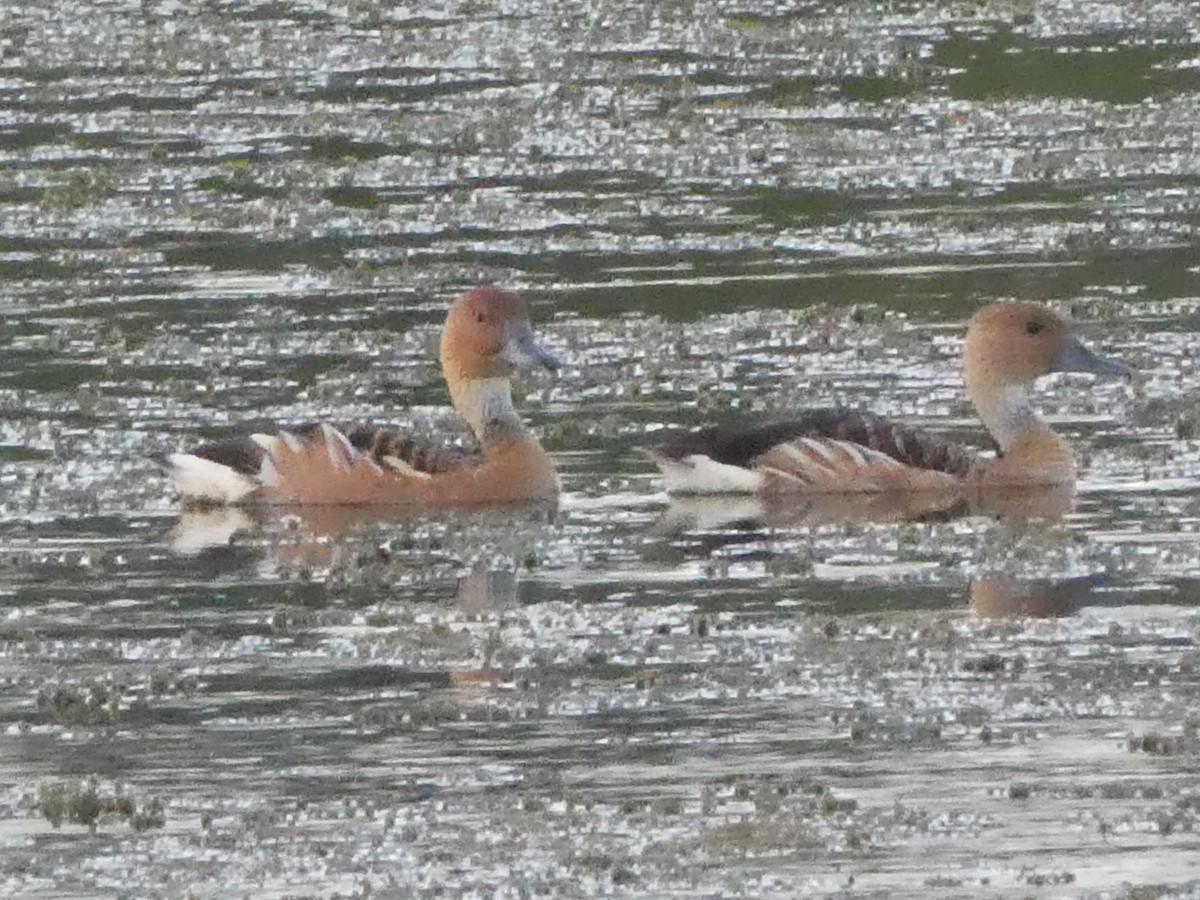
[963,302,1127,392]
[438,286,561,383]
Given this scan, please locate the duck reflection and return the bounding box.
[161,506,546,719]
[655,482,1075,536]
[167,500,558,559]
[651,485,1120,618]
[969,574,1107,618]
[164,501,555,618]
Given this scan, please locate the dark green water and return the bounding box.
[3,2,1200,897]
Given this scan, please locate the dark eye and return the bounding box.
[1025,320,1044,336]
[475,311,487,324]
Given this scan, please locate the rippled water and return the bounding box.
[4,1,1200,897]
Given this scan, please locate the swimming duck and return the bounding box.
[162,286,562,506]
[651,302,1128,495]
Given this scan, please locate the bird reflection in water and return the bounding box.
[654,482,1077,535]
[969,574,1106,618]
[165,502,547,612]
[653,483,1117,618]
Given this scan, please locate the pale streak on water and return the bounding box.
[3,1,1200,897]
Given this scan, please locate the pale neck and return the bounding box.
[970,381,1076,483]
[969,380,1050,453]
[448,375,524,442]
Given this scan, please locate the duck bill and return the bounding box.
[1049,335,1129,379]
[501,323,562,372]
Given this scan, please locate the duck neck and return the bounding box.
[972,380,1074,481]
[973,382,1048,454]
[449,375,526,444]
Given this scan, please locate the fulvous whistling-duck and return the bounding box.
[162,286,562,507]
[651,302,1129,495]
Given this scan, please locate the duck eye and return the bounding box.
[1025,320,1044,336]
[475,311,487,324]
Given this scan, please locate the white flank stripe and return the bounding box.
[860,444,905,467]
[259,454,281,487]
[830,440,869,467]
[249,433,280,453]
[320,424,355,471]
[278,430,303,453]
[776,443,806,464]
[798,438,839,466]
[381,455,433,480]
[760,465,806,486]
[779,443,827,473]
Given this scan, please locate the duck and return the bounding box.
[650,302,1129,495]
[161,286,562,507]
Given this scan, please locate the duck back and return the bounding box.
[656,410,979,477]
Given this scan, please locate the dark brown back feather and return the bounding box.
[656,410,979,478]
[190,437,265,476]
[341,425,478,475]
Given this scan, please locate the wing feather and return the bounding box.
[656,411,978,474]
[653,410,977,495]
[169,422,481,505]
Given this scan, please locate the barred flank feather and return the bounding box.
[223,423,479,477]
[654,410,979,478]
[170,423,479,503]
